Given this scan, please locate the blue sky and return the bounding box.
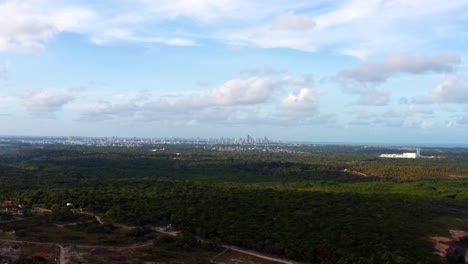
[0,0,468,144]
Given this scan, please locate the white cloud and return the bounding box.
[132,0,248,22]
[431,75,468,103]
[22,89,76,115]
[406,74,468,106]
[0,0,97,52]
[191,77,283,106]
[340,48,369,60]
[89,29,196,46]
[46,6,97,32]
[0,0,197,52]
[1,1,466,54]
[130,0,310,24]
[281,88,321,112]
[79,77,283,121]
[0,1,56,52]
[78,74,324,125]
[220,0,468,53]
[340,52,461,83]
[226,27,319,52]
[271,12,316,31]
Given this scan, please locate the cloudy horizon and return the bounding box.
[1,0,467,144]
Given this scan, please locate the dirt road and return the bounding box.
[0,239,65,264]
[221,245,299,264]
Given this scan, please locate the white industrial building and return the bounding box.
[379,148,421,159]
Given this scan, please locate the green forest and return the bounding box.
[1,142,467,263]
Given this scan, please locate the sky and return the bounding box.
[0,0,468,144]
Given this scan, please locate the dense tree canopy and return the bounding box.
[1,142,467,263]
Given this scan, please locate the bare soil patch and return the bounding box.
[431,229,468,260]
[446,174,468,179]
[212,249,293,264]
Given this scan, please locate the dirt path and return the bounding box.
[5,211,294,264]
[0,216,34,224]
[78,211,104,224]
[0,238,154,263]
[34,207,52,214]
[57,244,68,264]
[220,245,299,264]
[153,226,181,237]
[151,227,296,264]
[94,215,104,224]
[0,239,65,264]
[446,174,468,179]
[343,169,369,177]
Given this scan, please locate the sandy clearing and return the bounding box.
[431,229,468,257]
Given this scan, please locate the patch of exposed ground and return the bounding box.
[212,249,288,264]
[431,230,468,259]
[343,169,369,177]
[446,174,468,179]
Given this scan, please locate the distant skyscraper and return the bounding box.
[247,134,253,144]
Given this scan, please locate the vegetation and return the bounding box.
[1,142,468,263]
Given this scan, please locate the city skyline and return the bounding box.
[0,0,467,144]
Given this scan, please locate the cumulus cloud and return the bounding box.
[0,0,95,52]
[281,88,321,112]
[190,75,312,107]
[240,66,287,76]
[431,75,468,103]
[340,52,461,83]
[79,77,284,121]
[406,74,468,106]
[191,77,283,106]
[271,12,316,31]
[79,75,323,125]
[22,90,76,115]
